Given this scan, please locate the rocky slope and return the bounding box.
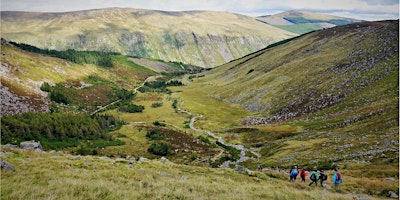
[1,8,297,68]
[187,20,398,166]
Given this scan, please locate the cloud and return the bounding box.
[0,0,398,21]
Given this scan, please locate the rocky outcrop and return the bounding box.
[0,159,14,172]
[20,141,43,152]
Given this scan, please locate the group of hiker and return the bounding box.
[289,166,343,191]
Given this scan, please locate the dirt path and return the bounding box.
[91,76,159,115]
[177,101,260,167]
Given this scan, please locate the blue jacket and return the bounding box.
[333,172,343,184]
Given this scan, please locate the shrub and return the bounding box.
[40,82,51,92]
[118,104,145,113]
[151,102,163,108]
[153,121,166,127]
[145,129,165,140]
[147,142,172,156]
[197,135,211,144]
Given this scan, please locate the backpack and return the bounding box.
[291,169,298,177]
[310,173,316,181]
[336,172,341,181]
[300,170,306,177]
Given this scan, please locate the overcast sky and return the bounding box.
[1,0,399,21]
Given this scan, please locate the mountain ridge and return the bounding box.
[1,7,298,68]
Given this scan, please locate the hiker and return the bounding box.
[289,166,298,182]
[300,168,307,182]
[308,168,319,186]
[319,170,327,186]
[333,168,343,191]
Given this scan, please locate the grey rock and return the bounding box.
[0,152,13,156]
[0,144,18,149]
[384,177,396,182]
[20,141,43,152]
[180,176,187,181]
[1,159,14,172]
[353,195,372,200]
[322,184,332,189]
[99,156,110,160]
[159,171,171,177]
[159,157,169,163]
[139,157,150,162]
[388,191,398,198]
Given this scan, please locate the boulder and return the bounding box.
[159,157,169,163]
[1,159,14,172]
[139,157,150,162]
[388,191,398,199]
[383,177,396,182]
[234,165,253,176]
[20,141,43,152]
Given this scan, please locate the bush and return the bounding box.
[153,121,166,127]
[197,135,211,144]
[317,159,337,170]
[145,129,165,140]
[147,142,172,156]
[151,102,163,108]
[118,104,145,113]
[40,82,51,92]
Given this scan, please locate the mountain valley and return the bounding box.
[0,7,399,199]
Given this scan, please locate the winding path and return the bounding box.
[177,101,260,168]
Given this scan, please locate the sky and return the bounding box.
[1,0,399,21]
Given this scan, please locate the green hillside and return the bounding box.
[0,8,297,68]
[176,20,399,168]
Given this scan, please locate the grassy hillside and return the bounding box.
[0,40,203,115]
[1,148,394,199]
[174,20,398,169]
[1,8,297,68]
[257,10,363,34]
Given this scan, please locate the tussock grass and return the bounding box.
[2,149,384,200]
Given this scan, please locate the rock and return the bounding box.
[99,156,110,160]
[234,165,253,176]
[1,159,14,172]
[139,157,150,162]
[322,184,332,189]
[159,171,171,177]
[353,195,372,200]
[127,164,133,169]
[384,177,396,182]
[0,144,18,149]
[388,191,398,198]
[115,158,129,163]
[180,176,187,181]
[20,141,43,152]
[159,157,169,163]
[0,152,13,156]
